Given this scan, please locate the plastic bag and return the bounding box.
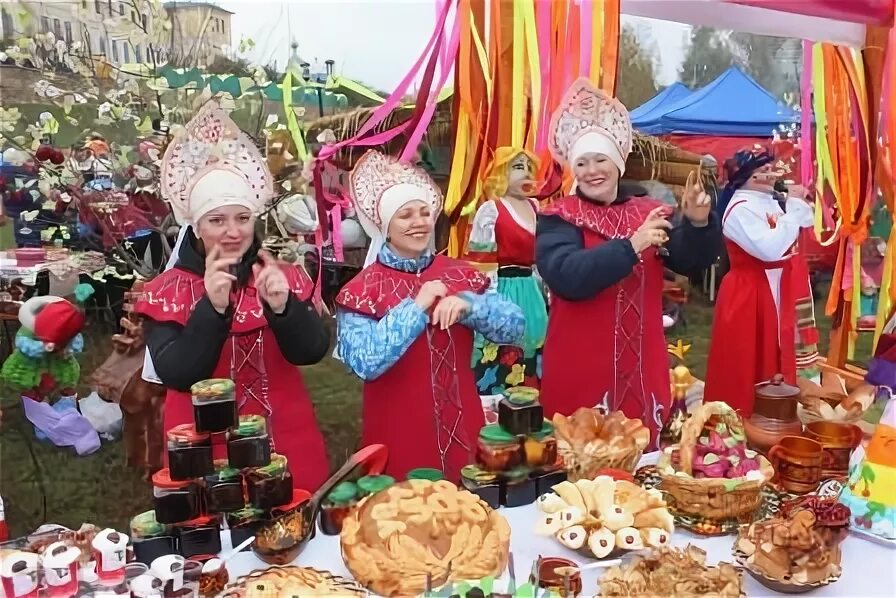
[78,391,122,441]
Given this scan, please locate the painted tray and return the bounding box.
[732,548,840,594]
[219,566,367,597]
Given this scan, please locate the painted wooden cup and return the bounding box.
[769,436,824,494]
[803,421,863,480]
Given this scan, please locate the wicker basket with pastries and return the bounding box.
[553,408,650,481]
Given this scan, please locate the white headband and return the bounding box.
[570,132,626,175]
[189,168,259,223]
[361,182,431,266]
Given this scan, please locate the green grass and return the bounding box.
[0,289,874,537]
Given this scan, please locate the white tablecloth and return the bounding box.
[225,456,896,597]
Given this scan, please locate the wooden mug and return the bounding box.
[803,421,862,479]
[768,436,823,494]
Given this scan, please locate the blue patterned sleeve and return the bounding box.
[335,298,429,381]
[459,291,525,345]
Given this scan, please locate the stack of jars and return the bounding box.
[461,389,567,509]
[132,379,301,565]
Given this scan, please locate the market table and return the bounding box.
[223,454,896,597]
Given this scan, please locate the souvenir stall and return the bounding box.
[3,1,896,598]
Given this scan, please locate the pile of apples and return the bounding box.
[688,421,761,479]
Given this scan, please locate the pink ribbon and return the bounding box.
[579,0,593,78]
[535,0,554,153]
[800,40,814,191]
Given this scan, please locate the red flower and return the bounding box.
[499,346,523,366]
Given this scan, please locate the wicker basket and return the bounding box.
[553,409,650,482]
[657,402,774,525]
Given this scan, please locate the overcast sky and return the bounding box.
[219,0,690,91]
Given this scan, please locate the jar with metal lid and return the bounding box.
[225,506,264,550]
[246,454,293,510]
[226,415,271,469]
[406,468,444,482]
[190,378,238,434]
[476,424,523,472]
[166,424,213,481]
[523,421,558,469]
[319,482,358,536]
[204,460,244,513]
[129,511,176,566]
[356,474,395,498]
[151,469,202,525]
[174,516,221,559]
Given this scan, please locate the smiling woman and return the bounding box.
[334,150,525,481]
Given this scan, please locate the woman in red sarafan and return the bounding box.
[134,101,331,491]
[536,78,721,448]
[334,150,525,481]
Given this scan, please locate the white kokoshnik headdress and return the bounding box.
[348,150,442,266]
[143,100,274,383]
[549,77,633,175]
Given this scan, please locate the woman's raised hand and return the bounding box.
[254,249,290,314]
[681,168,711,226]
[414,280,448,311]
[204,244,237,314]
[629,206,672,253]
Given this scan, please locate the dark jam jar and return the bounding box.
[356,474,395,499]
[498,394,544,436]
[225,507,264,550]
[247,454,293,510]
[174,515,221,559]
[152,469,202,524]
[406,468,445,482]
[130,511,177,566]
[190,378,238,434]
[226,415,271,469]
[204,461,244,514]
[460,465,501,509]
[319,482,358,536]
[476,425,523,472]
[167,424,214,481]
[502,468,537,508]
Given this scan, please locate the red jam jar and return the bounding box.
[226,415,272,469]
[167,424,214,481]
[476,424,523,472]
[318,482,358,536]
[190,379,238,434]
[247,454,293,510]
[152,469,202,524]
[523,422,558,468]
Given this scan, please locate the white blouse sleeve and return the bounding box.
[723,201,810,263]
[466,200,499,255]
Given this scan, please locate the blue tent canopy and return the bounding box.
[633,67,799,136]
[630,82,692,126]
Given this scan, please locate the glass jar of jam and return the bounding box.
[498,392,544,435]
[459,465,501,509]
[166,424,214,481]
[356,474,395,498]
[247,454,293,510]
[318,482,358,536]
[152,469,202,525]
[476,425,523,472]
[174,516,221,559]
[226,415,272,469]
[204,461,244,514]
[523,422,558,469]
[406,468,444,482]
[130,511,177,566]
[225,507,264,550]
[190,378,238,434]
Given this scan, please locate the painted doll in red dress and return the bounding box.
[536,78,720,448]
[465,147,548,396]
[135,101,331,490]
[335,150,525,481]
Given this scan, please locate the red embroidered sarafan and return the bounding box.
[134,264,329,491]
[336,256,489,318]
[336,255,490,480]
[540,195,670,449]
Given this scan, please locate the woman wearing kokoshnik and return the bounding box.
[536,78,721,448]
[335,150,525,481]
[465,147,549,396]
[135,101,331,490]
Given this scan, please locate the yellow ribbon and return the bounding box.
[511,0,525,148]
[281,72,309,162]
[522,0,540,150]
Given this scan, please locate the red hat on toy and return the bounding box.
[32,301,86,348]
